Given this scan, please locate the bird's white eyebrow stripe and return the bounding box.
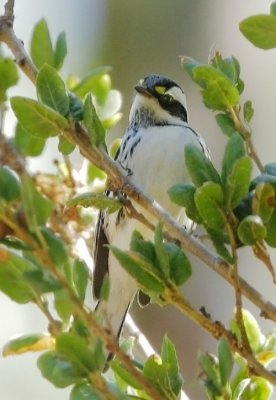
[165,86,187,112]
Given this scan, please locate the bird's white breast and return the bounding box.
[120,124,202,219]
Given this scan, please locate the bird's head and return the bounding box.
[129,74,188,127]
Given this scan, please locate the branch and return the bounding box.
[168,288,276,386]
[0,1,275,325]
[0,0,37,83]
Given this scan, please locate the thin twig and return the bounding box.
[0,0,37,83]
[226,216,252,356]
[229,106,264,172]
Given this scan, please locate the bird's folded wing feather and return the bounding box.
[93,211,109,299]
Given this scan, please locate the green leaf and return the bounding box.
[193,65,239,110]
[11,96,68,138]
[91,73,111,105]
[40,226,68,268]
[58,135,75,155]
[110,246,165,295]
[21,174,54,231]
[36,64,69,116]
[237,215,267,246]
[185,144,221,187]
[202,77,240,110]
[211,53,238,84]
[54,31,67,70]
[3,333,54,356]
[168,183,202,223]
[160,335,183,396]
[195,182,226,230]
[218,339,234,387]
[271,2,276,16]
[164,242,192,285]
[87,163,106,183]
[221,133,246,185]
[83,94,106,148]
[130,231,158,269]
[14,123,46,157]
[154,223,170,279]
[0,166,20,201]
[111,360,143,390]
[56,333,97,373]
[198,352,222,395]
[70,66,111,99]
[23,264,61,294]
[72,259,89,302]
[31,19,55,69]
[224,157,252,209]
[0,248,35,303]
[235,377,273,400]
[144,343,183,399]
[37,351,83,388]
[54,289,74,323]
[70,383,102,400]
[243,100,254,124]
[252,183,274,223]
[66,192,122,214]
[181,56,201,80]
[215,113,237,137]
[206,228,233,264]
[0,57,19,102]
[240,15,276,50]
[265,209,276,247]
[242,310,263,354]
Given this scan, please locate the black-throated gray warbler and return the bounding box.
[93,74,208,341]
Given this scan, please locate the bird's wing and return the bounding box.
[93,210,109,299]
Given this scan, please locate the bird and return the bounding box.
[93,74,208,344]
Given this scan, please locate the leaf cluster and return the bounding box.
[199,310,276,400]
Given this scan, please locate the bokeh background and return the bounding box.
[0,1,276,399]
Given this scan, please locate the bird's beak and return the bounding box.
[134,85,153,98]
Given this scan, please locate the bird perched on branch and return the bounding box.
[93,74,208,343]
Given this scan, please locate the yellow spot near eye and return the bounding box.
[155,85,166,95]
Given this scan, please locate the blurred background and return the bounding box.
[0,0,276,399]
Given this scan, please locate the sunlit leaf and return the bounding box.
[37,64,69,116]
[54,31,67,70]
[218,339,234,386]
[110,246,165,295]
[237,215,267,246]
[31,19,55,68]
[83,94,106,148]
[11,97,68,138]
[195,182,226,230]
[0,57,18,102]
[37,351,84,388]
[240,14,276,49]
[66,192,122,214]
[3,333,54,356]
[14,123,46,157]
[185,144,221,187]
[21,174,54,231]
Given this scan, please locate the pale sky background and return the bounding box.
[0,1,276,399]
